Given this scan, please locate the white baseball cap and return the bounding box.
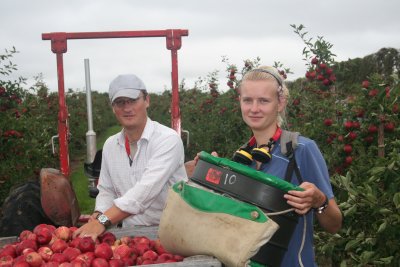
[109,74,147,102]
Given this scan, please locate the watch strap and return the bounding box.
[314,194,329,214]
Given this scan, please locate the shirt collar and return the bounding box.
[117,117,154,146]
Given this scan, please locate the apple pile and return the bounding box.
[0,224,183,267]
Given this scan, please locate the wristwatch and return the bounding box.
[96,213,112,228]
[314,194,329,214]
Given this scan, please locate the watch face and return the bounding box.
[98,214,108,224]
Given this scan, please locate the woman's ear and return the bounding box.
[278,97,287,112]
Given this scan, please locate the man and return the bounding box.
[74,74,187,239]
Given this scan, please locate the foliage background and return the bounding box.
[0,29,399,266]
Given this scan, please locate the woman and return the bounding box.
[236,66,342,266]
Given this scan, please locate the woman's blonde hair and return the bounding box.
[239,66,289,127]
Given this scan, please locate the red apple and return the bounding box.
[119,236,133,246]
[41,261,60,267]
[98,233,116,246]
[368,124,378,134]
[322,78,330,86]
[156,253,173,263]
[393,103,399,114]
[51,239,68,253]
[364,136,374,144]
[152,240,167,255]
[94,243,112,261]
[36,227,52,245]
[326,136,333,144]
[323,118,333,126]
[344,121,353,130]
[19,231,37,242]
[58,263,72,267]
[69,227,78,234]
[33,224,55,236]
[75,252,94,267]
[384,122,395,132]
[37,246,53,262]
[173,254,184,261]
[142,250,158,261]
[108,259,123,267]
[343,144,352,155]
[368,88,378,97]
[62,247,80,262]
[347,132,357,141]
[141,259,154,265]
[69,237,81,248]
[135,243,149,256]
[135,256,143,266]
[33,224,48,235]
[352,121,360,129]
[50,253,68,264]
[91,258,109,267]
[21,249,35,256]
[24,252,42,267]
[78,237,95,253]
[345,156,353,165]
[311,57,318,65]
[133,236,150,246]
[121,257,135,267]
[54,227,72,242]
[0,245,16,258]
[69,259,87,267]
[12,255,26,264]
[113,244,135,259]
[361,80,369,88]
[0,255,13,267]
[12,261,30,267]
[16,240,37,256]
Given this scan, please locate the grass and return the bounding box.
[70,125,122,214]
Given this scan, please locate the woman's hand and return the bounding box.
[284,182,326,215]
[186,151,219,177]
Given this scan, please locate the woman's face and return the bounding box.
[239,79,284,133]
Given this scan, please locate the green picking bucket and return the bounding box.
[190,151,303,267]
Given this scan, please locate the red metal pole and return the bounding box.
[56,53,70,177]
[166,29,185,134]
[48,33,70,177]
[170,49,181,134]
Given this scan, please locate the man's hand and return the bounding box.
[88,212,101,222]
[72,219,105,241]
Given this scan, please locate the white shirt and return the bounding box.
[95,118,187,226]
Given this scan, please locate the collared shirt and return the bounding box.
[259,136,333,267]
[95,118,187,226]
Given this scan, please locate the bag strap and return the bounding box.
[280,130,304,184]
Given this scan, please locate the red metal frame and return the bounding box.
[42,29,189,177]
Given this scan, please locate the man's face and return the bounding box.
[112,94,149,130]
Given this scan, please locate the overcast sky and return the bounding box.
[1,0,399,94]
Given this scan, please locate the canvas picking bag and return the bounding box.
[158,181,279,267]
